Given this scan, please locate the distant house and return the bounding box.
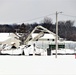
[27,33,64,50]
[30,33,76,50]
[0,33,20,47]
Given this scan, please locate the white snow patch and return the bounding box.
[0,55,76,75]
[0,33,10,42]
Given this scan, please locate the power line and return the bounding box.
[60,14,76,18]
[14,13,76,24]
[17,13,55,23]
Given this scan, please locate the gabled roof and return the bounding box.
[32,33,55,39]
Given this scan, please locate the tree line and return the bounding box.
[0,17,76,41]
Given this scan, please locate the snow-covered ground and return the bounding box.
[0,55,76,75]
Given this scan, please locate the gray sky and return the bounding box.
[0,0,76,25]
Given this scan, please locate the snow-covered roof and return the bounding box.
[32,33,55,39]
[0,33,11,42]
[63,41,74,43]
[0,33,9,37]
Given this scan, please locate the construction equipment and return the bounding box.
[24,25,56,44]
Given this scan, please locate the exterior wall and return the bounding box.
[28,40,52,50]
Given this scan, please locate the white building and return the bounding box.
[33,33,56,50]
[28,33,63,50]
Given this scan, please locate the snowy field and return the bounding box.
[0,55,76,75]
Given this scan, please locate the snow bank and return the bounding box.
[0,55,76,75]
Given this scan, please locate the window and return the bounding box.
[52,39,54,41]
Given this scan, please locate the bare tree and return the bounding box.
[14,23,31,45]
[41,17,52,24]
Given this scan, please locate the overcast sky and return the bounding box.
[0,0,76,25]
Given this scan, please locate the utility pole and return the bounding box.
[55,11,62,58]
[55,11,58,58]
